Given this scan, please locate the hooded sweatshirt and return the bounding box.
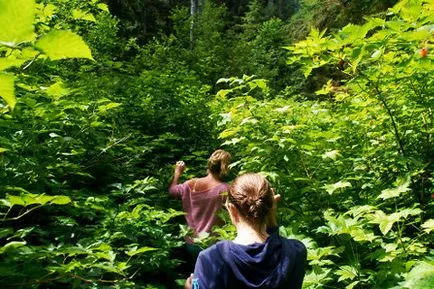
[192,227,307,289]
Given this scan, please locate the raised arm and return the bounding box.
[169,161,186,198]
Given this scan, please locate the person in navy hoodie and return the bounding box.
[184,173,307,289]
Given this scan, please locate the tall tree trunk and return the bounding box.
[190,0,199,49]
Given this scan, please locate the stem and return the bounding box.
[22,53,42,71]
[2,205,43,221]
[356,69,406,156]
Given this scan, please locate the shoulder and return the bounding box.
[198,241,230,263]
[217,182,230,192]
[185,179,195,188]
[199,241,222,258]
[284,238,307,259]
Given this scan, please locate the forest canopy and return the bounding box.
[0,0,433,288]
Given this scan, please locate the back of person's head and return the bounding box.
[208,149,231,180]
[229,173,273,227]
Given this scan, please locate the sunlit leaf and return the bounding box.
[322,181,352,195]
[421,219,434,234]
[0,241,26,254]
[0,73,16,109]
[126,246,158,257]
[72,9,96,22]
[0,58,26,71]
[35,30,94,60]
[45,81,70,98]
[401,261,434,289]
[0,0,35,45]
[377,177,411,200]
[336,265,358,282]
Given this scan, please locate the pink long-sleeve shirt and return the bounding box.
[169,181,230,242]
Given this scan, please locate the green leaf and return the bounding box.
[126,246,158,257]
[72,9,96,22]
[401,261,434,289]
[5,193,71,207]
[322,181,352,195]
[421,219,434,234]
[50,196,71,205]
[97,102,121,113]
[0,148,8,153]
[97,3,109,12]
[346,281,360,289]
[0,241,26,254]
[45,81,70,98]
[219,128,239,139]
[322,150,341,160]
[336,265,358,282]
[377,177,411,200]
[35,30,94,60]
[370,210,399,235]
[0,58,26,71]
[0,0,35,45]
[0,73,16,109]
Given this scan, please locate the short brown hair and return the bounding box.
[229,173,273,227]
[208,149,231,180]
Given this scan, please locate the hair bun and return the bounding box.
[229,173,273,226]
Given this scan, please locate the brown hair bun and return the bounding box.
[208,149,232,180]
[229,173,273,226]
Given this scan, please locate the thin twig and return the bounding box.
[22,53,42,71]
[2,205,43,221]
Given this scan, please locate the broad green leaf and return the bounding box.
[401,261,434,289]
[45,81,70,98]
[421,219,434,234]
[0,0,35,45]
[50,195,71,205]
[336,265,358,282]
[126,246,158,257]
[370,210,399,235]
[6,194,25,207]
[5,193,71,207]
[35,30,94,60]
[90,243,112,252]
[303,266,332,286]
[346,281,360,289]
[72,9,96,22]
[0,73,16,109]
[219,128,239,139]
[97,3,109,12]
[378,177,411,200]
[0,241,26,254]
[322,150,341,160]
[94,251,116,261]
[98,102,121,113]
[0,58,26,71]
[322,181,352,195]
[0,147,8,153]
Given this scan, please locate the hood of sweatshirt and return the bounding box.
[217,232,294,288]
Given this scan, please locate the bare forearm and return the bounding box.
[170,173,181,189]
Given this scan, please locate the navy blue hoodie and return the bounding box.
[192,227,307,289]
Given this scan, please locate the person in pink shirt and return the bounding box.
[169,149,232,249]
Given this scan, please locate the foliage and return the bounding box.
[1,0,433,288]
[0,0,216,288]
[212,1,433,288]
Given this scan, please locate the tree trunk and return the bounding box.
[190,0,199,49]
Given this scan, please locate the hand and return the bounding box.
[175,161,186,175]
[184,273,193,289]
